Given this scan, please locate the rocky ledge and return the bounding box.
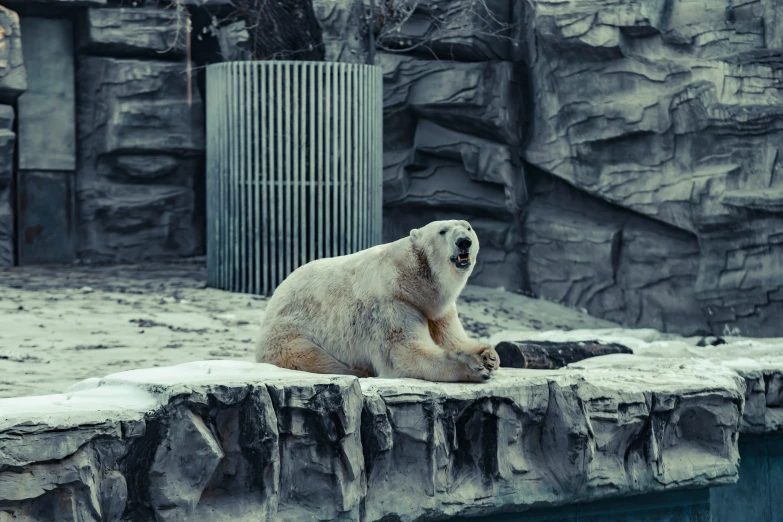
[494,329,783,435]
[0,357,744,521]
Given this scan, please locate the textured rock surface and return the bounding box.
[521,0,783,336]
[492,328,783,434]
[377,0,783,338]
[75,56,204,263]
[81,7,188,57]
[525,174,709,335]
[0,358,744,521]
[313,0,369,63]
[0,5,27,102]
[0,105,15,267]
[376,0,523,62]
[380,45,527,289]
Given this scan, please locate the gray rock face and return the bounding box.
[0,359,745,521]
[0,105,15,267]
[380,44,526,289]
[494,328,783,434]
[525,174,709,335]
[377,0,783,338]
[76,56,204,263]
[81,8,188,57]
[377,0,523,62]
[0,5,27,103]
[313,0,369,63]
[521,0,783,336]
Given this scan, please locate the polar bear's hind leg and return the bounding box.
[258,333,372,377]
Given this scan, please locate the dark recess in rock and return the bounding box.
[231,0,325,61]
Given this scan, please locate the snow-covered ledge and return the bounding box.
[492,329,783,434]
[0,359,745,522]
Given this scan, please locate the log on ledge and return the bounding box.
[494,340,633,369]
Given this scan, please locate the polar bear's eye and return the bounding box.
[439,229,447,235]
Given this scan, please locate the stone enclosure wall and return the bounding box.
[380,0,783,338]
[3,0,783,338]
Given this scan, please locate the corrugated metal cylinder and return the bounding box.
[206,61,383,294]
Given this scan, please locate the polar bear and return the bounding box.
[255,220,499,382]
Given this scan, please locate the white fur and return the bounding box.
[255,220,498,381]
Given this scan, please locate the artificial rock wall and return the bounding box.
[522,0,783,338]
[0,5,24,267]
[381,0,783,337]
[378,0,529,290]
[4,0,783,338]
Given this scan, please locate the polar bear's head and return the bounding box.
[409,220,480,276]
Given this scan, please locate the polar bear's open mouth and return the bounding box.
[452,253,471,270]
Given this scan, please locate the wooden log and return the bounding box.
[494,340,633,370]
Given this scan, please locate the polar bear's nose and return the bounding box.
[456,237,472,250]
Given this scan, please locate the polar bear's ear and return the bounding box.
[409,228,421,244]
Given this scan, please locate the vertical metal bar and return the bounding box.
[269,63,277,289]
[219,64,225,288]
[375,69,383,245]
[217,65,225,287]
[291,63,299,273]
[370,68,376,246]
[261,63,270,294]
[317,63,324,260]
[299,63,307,266]
[231,62,238,290]
[324,63,331,259]
[339,63,347,256]
[242,63,250,293]
[245,64,253,293]
[309,62,316,263]
[361,67,368,250]
[359,64,364,250]
[228,63,236,290]
[275,62,284,286]
[347,66,355,254]
[370,66,376,246]
[225,63,232,290]
[332,63,339,257]
[206,67,213,286]
[251,64,259,294]
[284,62,292,279]
[239,63,248,293]
[206,67,213,285]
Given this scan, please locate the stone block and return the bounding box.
[0,5,26,103]
[77,184,202,262]
[525,174,709,335]
[81,7,188,57]
[76,56,204,263]
[376,0,520,61]
[0,105,14,267]
[381,54,522,145]
[313,0,369,63]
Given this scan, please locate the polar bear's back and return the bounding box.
[257,238,407,370]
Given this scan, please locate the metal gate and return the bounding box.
[205,61,383,295]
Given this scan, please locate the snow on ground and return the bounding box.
[0,258,617,398]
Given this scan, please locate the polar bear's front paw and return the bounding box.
[448,350,492,382]
[478,344,500,372]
